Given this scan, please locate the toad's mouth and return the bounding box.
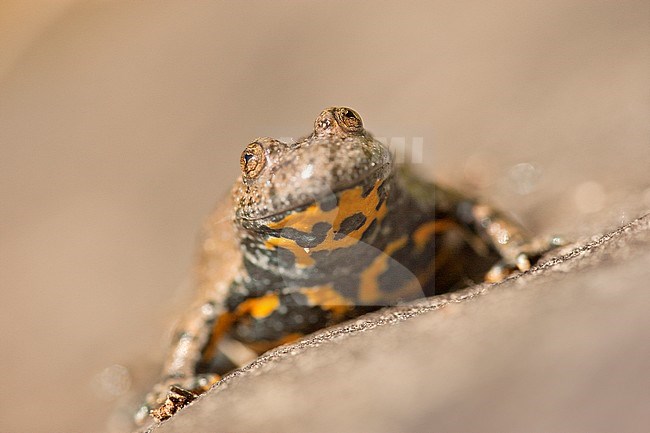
[240,161,392,223]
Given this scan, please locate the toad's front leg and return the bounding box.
[452,198,560,282]
[135,299,230,424]
[137,286,330,424]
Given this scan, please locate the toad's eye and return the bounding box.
[240,142,265,179]
[334,107,363,132]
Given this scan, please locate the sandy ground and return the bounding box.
[0,1,648,432]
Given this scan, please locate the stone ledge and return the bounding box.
[142,213,650,433]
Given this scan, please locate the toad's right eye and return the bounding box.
[240,142,265,179]
[334,107,363,132]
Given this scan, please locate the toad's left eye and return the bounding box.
[334,107,363,132]
[240,142,265,179]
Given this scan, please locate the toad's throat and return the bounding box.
[262,179,388,268]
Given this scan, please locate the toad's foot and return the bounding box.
[485,235,565,283]
[135,373,220,425]
[150,385,198,422]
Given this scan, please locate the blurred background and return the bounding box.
[0,1,648,432]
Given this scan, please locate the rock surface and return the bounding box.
[141,214,650,433]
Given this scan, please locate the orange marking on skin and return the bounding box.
[265,180,388,267]
[299,284,353,318]
[202,293,295,364]
[412,219,456,253]
[236,293,281,319]
[389,277,427,303]
[243,333,303,354]
[264,238,314,266]
[201,312,236,362]
[411,232,460,293]
[358,236,408,304]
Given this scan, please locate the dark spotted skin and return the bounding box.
[138,107,553,424]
